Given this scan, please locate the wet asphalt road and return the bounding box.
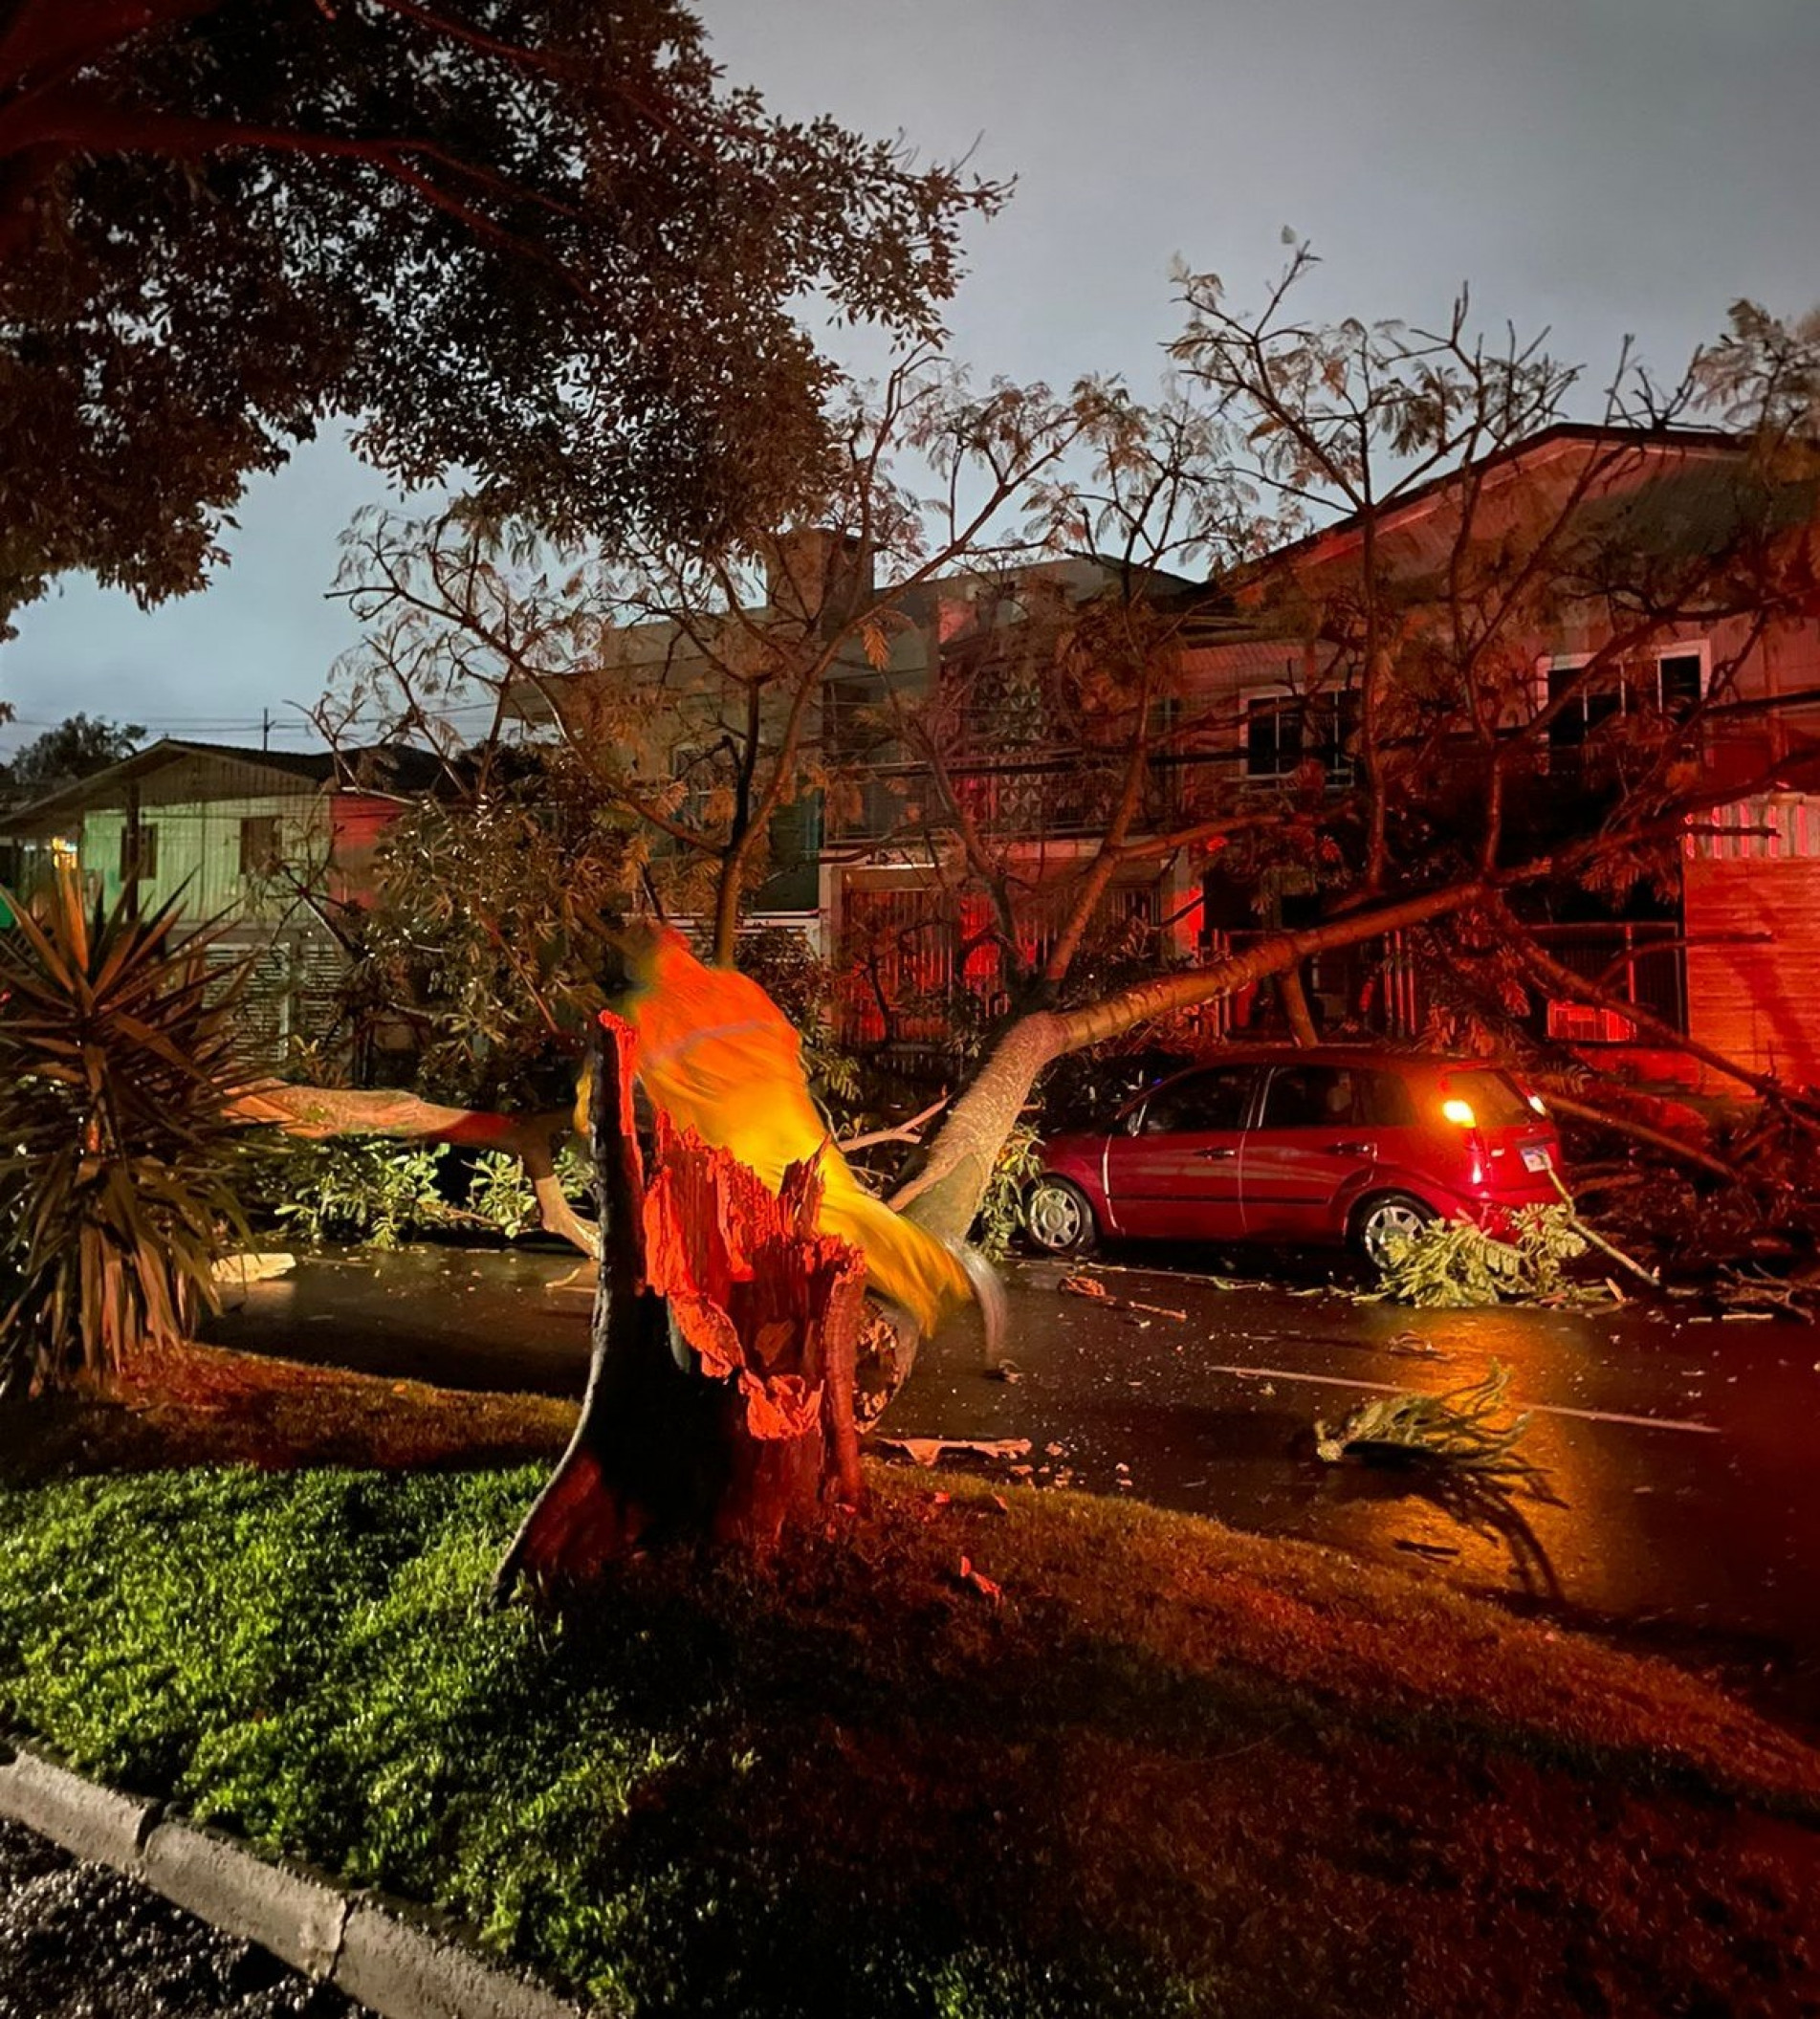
[0,1817,352,2019]
[205,1242,1820,1721]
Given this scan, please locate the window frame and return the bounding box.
[119,823,159,883]
[1258,1063,1417,1130]
[1129,1064,1260,1136]
[1540,642,1710,747]
[239,814,283,878]
[1241,689,1360,782]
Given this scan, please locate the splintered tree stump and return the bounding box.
[493,1014,868,1599]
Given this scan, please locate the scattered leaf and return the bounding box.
[955,1555,1003,1604]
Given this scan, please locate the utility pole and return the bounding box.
[261,708,272,752]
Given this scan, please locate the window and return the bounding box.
[1137,1067,1254,1134]
[1260,1064,1414,1130]
[239,816,282,876]
[1658,651,1704,715]
[119,823,158,881]
[1244,691,1359,781]
[1545,647,1706,748]
[822,672,888,762]
[670,744,736,831]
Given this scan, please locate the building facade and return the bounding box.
[822,426,1820,1089]
[0,740,436,1071]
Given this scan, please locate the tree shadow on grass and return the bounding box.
[0,1354,574,1485]
[3,1450,1815,2018]
[1311,1456,1566,1603]
[481,1530,1818,2019]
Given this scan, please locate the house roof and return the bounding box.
[1243,422,1745,568]
[1170,422,1816,647]
[0,738,446,831]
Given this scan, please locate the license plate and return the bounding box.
[1521,1145,1552,1173]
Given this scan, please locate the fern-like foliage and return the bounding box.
[1314,1361,1563,1503]
[1371,1204,1594,1307]
[976,1122,1043,1262]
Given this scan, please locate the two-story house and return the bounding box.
[825,424,1820,1088]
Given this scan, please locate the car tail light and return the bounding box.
[1438,1096,1488,1188]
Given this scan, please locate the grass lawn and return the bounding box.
[1,1346,1817,2018]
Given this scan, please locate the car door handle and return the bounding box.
[1193,1146,1239,1160]
[1324,1141,1377,1157]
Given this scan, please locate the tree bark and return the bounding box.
[1501,915,1820,1116]
[1541,1090,1738,1184]
[492,1016,868,1598]
[1279,965,1319,1046]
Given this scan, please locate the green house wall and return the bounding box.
[81,793,331,918]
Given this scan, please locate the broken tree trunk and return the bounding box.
[492,1014,869,1598]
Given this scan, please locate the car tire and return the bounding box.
[1350,1190,1437,1270]
[1024,1176,1098,1256]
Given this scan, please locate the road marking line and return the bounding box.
[1206,1364,1721,1436]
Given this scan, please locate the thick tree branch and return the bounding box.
[227,1085,597,1257]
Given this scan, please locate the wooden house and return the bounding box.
[0,739,440,1069]
[1168,425,1820,1086]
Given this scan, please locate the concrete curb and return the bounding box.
[0,1737,599,2019]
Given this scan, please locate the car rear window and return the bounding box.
[1440,1068,1533,1127]
[1258,1065,1415,1130]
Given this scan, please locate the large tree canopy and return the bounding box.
[0,0,998,630]
[0,710,143,794]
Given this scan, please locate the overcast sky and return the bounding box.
[3,0,1815,759]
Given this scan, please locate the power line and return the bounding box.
[0,699,511,746]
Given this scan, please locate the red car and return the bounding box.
[1025,1047,1562,1268]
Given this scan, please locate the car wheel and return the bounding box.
[1024,1176,1097,1255]
[1351,1191,1436,1270]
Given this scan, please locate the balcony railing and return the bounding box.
[822,723,1793,846]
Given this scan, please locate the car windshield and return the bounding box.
[1441,1068,1533,1128]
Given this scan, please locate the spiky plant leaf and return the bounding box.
[0,868,252,1396]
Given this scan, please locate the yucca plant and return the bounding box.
[0,868,252,1398]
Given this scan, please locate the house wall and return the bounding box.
[1174,433,1820,796]
[1683,797,1820,1089]
[1176,608,1820,799]
[6,755,410,1073]
[328,793,410,906]
[81,791,329,918]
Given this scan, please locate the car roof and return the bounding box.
[1151,1047,1522,1077]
